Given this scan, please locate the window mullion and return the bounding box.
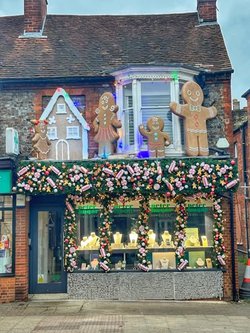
[132,79,141,153]
[171,79,182,153]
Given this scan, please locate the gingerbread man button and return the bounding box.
[170,81,217,156]
[139,116,171,158]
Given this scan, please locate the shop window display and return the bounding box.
[76,200,216,271]
[0,195,15,275]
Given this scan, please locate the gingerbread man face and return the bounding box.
[147,117,164,131]
[31,119,48,137]
[98,92,117,113]
[182,81,204,106]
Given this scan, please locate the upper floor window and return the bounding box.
[114,67,198,156]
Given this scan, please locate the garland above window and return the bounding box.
[15,158,239,198]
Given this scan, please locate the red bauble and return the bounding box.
[231,160,236,166]
[166,192,171,198]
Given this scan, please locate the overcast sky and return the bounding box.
[0,0,249,107]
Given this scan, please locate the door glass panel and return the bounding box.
[37,211,62,284]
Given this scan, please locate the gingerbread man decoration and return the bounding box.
[31,119,51,160]
[93,92,122,157]
[139,116,171,158]
[170,81,217,156]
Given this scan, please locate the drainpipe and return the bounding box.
[229,191,239,301]
[242,124,250,257]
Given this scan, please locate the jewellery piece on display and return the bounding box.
[161,230,172,247]
[201,235,208,247]
[148,229,156,248]
[159,257,169,269]
[206,258,213,268]
[80,232,99,249]
[196,257,205,267]
[185,228,201,247]
[111,232,123,249]
[128,230,138,248]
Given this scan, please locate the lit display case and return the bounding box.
[76,200,216,271]
[0,195,15,275]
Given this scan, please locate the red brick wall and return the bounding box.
[0,278,16,303]
[24,0,47,33]
[197,0,217,22]
[234,129,246,247]
[0,204,30,303]
[15,205,29,301]
[222,197,239,300]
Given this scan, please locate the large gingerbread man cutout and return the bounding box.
[170,81,217,156]
[93,92,122,157]
[31,119,51,160]
[139,116,171,158]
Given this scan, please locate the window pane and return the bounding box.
[141,81,172,141]
[123,84,135,146]
[37,211,63,283]
[0,209,13,274]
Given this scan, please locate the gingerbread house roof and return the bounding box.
[40,87,90,130]
[0,13,232,80]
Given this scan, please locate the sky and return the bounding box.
[0,0,249,107]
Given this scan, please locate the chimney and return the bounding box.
[233,99,240,111]
[24,0,48,34]
[197,0,217,24]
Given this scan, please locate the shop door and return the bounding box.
[29,206,67,293]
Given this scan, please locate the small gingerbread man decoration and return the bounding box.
[31,119,51,160]
[93,92,122,157]
[139,116,171,158]
[170,81,217,156]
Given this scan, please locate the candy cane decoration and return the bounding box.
[79,166,88,174]
[217,255,226,266]
[17,166,29,177]
[99,262,110,272]
[103,167,114,176]
[177,259,188,271]
[100,247,106,258]
[51,166,61,175]
[202,176,209,188]
[66,201,74,213]
[138,263,149,272]
[225,179,238,189]
[127,165,134,175]
[81,184,92,192]
[47,177,56,188]
[168,161,176,173]
[116,169,124,179]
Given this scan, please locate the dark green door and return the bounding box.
[29,205,67,293]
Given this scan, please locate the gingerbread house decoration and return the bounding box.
[40,88,90,160]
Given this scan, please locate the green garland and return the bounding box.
[16,158,237,272]
[174,196,188,269]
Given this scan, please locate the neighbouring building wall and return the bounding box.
[0,90,36,157]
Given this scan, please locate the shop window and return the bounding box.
[0,195,15,275]
[76,201,216,271]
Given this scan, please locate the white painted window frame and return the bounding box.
[66,126,80,140]
[47,126,58,141]
[113,66,199,156]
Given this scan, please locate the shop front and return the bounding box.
[16,157,239,300]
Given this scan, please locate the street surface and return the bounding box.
[0,299,250,332]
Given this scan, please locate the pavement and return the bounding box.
[1,298,250,333]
